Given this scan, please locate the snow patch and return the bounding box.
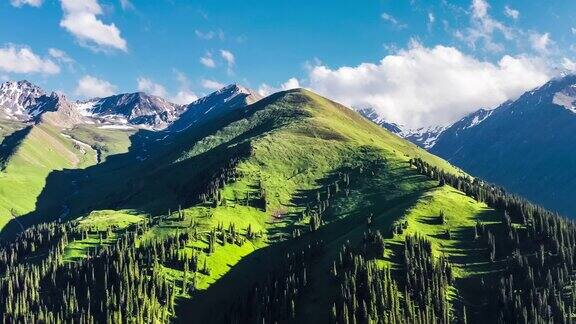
[98,124,135,130]
[553,90,576,114]
[465,110,493,129]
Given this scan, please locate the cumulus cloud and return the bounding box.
[282,78,300,90]
[170,71,198,104]
[171,90,198,105]
[504,6,519,20]
[257,78,301,96]
[9,0,42,7]
[305,43,550,128]
[0,44,60,74]
[135,73,198,105]
[381,12,407,29]
[75,75,117,98]
[199,53,216,68]
[60,0,127,52]
[202,79,225,91]
[137,77,167,97]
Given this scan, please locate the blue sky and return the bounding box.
[1,0,575,127]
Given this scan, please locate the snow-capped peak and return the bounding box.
[169,84,262,132]
[357,107,447,149]
[0,80,45,119]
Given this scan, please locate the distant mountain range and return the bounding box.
[0,80,261,131]
[358,107,446,149]
[3,76,576,217]
[362,74,576,217]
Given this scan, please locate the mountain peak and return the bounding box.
[169,84,262,132]
[0,80,46,119]
[77,91,184,130]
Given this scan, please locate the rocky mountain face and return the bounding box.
[0,80,261,131]
[169,84,262,132]
[430,75,576,216]
[34,93,87,128]
[357,107,445,149]
[77,92,186,130]
[0,80,46,120]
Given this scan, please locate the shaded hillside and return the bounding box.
[431,75,576,217]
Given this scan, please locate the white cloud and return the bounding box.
[119,0,134,10]
[428,13,435,24]
[60,0,127,52]
[0,45,60,74]
[381,12,407,29]
[170,71,198,104]
[135,73,198,105]
[257,78,301,96]
[171,90,198,105]
[530,32,552,55]
[504,6,519,20]
[220,50,235,66]
[75,75,117,98]
[562,58,576,72]
[281,78,300,90]
[257,84,275,97]
[195,30,224,40]
[9,0,42,7]
[457,0,514,52]
[199,53,216,68]
[306,43,550,128]
[202,79,225,91]
[137,77,167,97]
[48,48,74,63]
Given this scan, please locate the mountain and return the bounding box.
[1,87,575,324]
[358,107,446,148]
[0,80,45,120]
[431,74,576,216]
[401,125,447,149]
[77,92,185,130]
[356,107,404,134]
[0,80,260,131]
[169,84,262,131]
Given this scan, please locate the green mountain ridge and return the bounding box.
[0,89,573,323]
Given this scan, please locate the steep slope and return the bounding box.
[358,107,446,148]
[78,92,185,130]
[0,123,96,229]
[169,84,262,132]
[0,80,45,119]
[431,75,576,216]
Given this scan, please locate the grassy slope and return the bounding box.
[149,90,496,321]
[0,121,134,230]
[0,123,95,228]
[0,119,25,142]
[0,89,501,321]
[40,89,493,321]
